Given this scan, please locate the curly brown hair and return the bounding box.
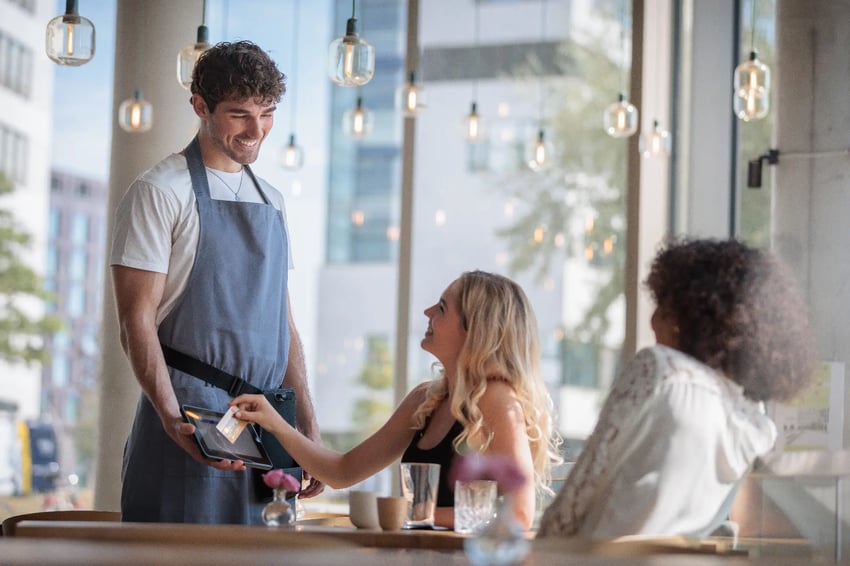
[191,41,285,112]
[645,238,817,402]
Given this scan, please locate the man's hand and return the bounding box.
[168,417,247,471]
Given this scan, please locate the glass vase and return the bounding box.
[464,494,530,566]
[262,488,296,527]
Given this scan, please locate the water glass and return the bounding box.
[399,462,440,528]
[454,479,497,534]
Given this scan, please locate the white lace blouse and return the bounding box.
[538,345,776,539]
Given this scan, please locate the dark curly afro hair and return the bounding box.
[646,238,817,402]
[191,41,285,113]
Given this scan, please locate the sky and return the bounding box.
[50,0,117,181]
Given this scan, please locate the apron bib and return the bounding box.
[121,137,290,524]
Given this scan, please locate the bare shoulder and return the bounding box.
[400,380,438,407]
[480,379,523,416]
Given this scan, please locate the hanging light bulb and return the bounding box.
[177,1,210,90]
[46,0,95,66]
[396,71,427,116]
[328,0,374,87]
[603,93,639,138]
[527,129,554,171]
[465,102,484,142]
[733,51,770,121]
[177,32,210,90]
[280,134,304,170]
[118,90,153,133]
[343,97,374,137]
[639,119,672,158]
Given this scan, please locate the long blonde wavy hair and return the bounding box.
[412,270,562,494]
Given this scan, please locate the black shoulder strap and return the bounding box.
[161,344,262,397]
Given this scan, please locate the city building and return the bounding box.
[0,0,54,419]
[43,169,107,482]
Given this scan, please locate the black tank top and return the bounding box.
[401,420,463,507]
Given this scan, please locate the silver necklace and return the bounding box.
[207,168,244,201]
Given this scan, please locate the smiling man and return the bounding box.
[110,41,323,524]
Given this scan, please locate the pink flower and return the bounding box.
[448,453,527,493]
[262,469,301,493]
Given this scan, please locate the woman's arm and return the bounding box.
[232,383,430,488]
[473,380,537,530]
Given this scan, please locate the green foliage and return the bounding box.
[350,336,394,442]
[495,33,627,345]
[0,174,64,365]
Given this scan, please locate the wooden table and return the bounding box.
[13,519,472,551]
[0,537,824,566]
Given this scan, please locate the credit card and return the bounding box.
[216,406,248,444]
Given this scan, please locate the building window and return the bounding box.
[67,284,85,318]
[5,0,36,14]
[0,122,28,184]
[71,212,89,245]
[51,355,69,387]
[0,31,34,98]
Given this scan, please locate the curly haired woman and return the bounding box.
[232,270,562,529]
[538,238,817,539]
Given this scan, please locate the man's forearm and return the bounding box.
[283,324,319,437]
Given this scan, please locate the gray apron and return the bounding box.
[121,137,290,524]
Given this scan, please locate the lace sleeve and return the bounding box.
[538,347,661,537]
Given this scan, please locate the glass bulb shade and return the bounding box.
[46,13,95,66]
[280,135,304,170]
[603,96,639,138]
[177,36,210,89]
[465,103,485,143]
[396,81,427,116]
[526,130,554,171]
[118,91,153,133]
[639,121,671,158]
[733,53,771,121]
[328,20,375,87]
[343,101,374,137]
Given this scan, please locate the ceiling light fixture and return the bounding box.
[603,0,638,138]
[46,0,95,66]
[177,0,210,90]
[328,0,375,87]
[734,0,770,121]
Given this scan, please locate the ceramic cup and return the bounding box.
[377,496,408,531]
[348,490,379,529]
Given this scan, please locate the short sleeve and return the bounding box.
[110,178,180,273]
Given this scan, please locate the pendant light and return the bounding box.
[281,0,304,170]
[118,89,153,133]
[733,0,770,121]
[177,0,210,90]
[639,27,671,158]
[328,0,375,87]
[396,71,427,116]
[118,42,153,133]
[465,1,484,143]
[526,0,553,171]
[46,0,95,66]
[639,119,671,158]
[343,96,374,138]
[603,0,638,138]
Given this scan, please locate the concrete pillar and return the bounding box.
[94,0,203,510]
[772,0,850,448]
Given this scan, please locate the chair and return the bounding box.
[1,509,121,537]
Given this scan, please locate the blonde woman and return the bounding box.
[232,270,561,529]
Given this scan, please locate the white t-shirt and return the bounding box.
[110,153,294,325]
[538,345,777,539]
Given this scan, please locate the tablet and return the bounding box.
[180,405,273,470]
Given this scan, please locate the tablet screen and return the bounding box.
[181,405,273,470]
